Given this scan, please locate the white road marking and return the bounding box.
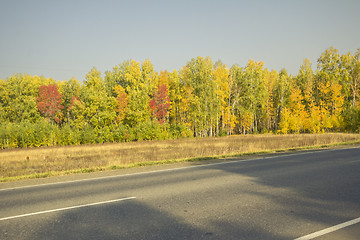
[0,146,358,192]
[294,217,360,240]
[0,196,136,221]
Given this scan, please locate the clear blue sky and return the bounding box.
[1,0,359,81]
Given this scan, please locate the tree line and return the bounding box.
[0,47,359,148]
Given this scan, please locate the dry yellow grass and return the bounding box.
[1,133,360,181]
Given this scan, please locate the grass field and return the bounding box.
[1,133,360,182]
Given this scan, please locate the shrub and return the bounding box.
[0,122,18,148]
[170,123,192,138]
[80,125,97,144]
[111,124,128,142]
[60,124,80,145]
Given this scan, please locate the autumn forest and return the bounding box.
[1,47,360,148]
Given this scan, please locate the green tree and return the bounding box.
[232,60,267,134]
[0,78,8,123]
[182,57,215,137]
[81,67,116,129]
[263,69,278,132]
[59,77,81,125]
[3,74,54,123]
[111,60,155,127]
[296,59,314,111]
[315,47,342,113]
[273,69,292,131]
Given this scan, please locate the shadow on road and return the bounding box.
[204,148,360,238]
[1,148,359,240]
[1,199,286,240]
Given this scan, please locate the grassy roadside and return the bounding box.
[1,133,360,182]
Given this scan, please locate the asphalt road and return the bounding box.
[1,147,360,239]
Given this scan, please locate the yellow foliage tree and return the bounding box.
[288,87,307,133]
[223,106,237,135]
[213,61,231,135]
[279,107,291,134]
[239,112,253,134]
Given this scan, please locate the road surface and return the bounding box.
[1,147,360,239]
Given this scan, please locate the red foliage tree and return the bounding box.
[150,84,170,124]
[69,96,81,110]
[37,84,64,123]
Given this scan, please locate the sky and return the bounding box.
[0,0,359,81]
